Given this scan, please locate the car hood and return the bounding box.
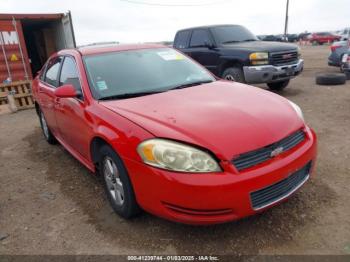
[100,81,304,160]
[222,41,298,52]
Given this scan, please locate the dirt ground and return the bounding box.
[0,45,349,255]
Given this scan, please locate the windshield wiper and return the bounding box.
[99,91,164,100]
[223,39,257,44]
[242,39,258,42]
[168,80,214,91]
[222,40,240,44]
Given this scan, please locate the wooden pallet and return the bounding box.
[0,81,34,111]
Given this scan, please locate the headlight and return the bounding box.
[137,139,221,173]
[288,100,304,121]
[249,52,269,65]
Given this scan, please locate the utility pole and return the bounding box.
[284,0,289,42]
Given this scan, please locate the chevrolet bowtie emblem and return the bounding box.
[270,147,284,157]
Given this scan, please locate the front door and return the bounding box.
[54,56,90,159]
[186,29,220,75]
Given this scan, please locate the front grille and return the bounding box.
[250,161,311,210]
[270,51,298,65]
[232,130,306,171]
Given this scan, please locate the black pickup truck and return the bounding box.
[173,25,303,90]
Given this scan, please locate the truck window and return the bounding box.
[174,30,190,49]
[59,56,82,95]
[190,29,211,47]
[210,25,258,44]
[44,57,63,87]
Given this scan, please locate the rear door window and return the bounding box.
[174,30,190,49]
[44,57,63,87]
[189,29,211,47]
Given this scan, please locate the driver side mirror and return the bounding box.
[204,40,215,49]
[54,84,78,98]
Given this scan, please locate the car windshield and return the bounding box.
[210,25,259,44]
[84,48,215,100]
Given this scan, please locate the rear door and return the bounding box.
[61,12,76,48]
[186,29,220,75]
[37,56,63,135]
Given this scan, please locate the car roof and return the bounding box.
[177,24,240,32]
[58,43,168,56]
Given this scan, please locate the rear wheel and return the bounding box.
[99,145,141,219]
[267,80,290,91]
[222,67,245,83]
[39,109,57,144]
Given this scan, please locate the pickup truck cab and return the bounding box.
[174,25,303,90]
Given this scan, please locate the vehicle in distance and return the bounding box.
[32,44,317,225]
[260,35,283,42]
[338,27,350,41]
[308,32,341,45]
[173,25,303,91]
[328,40,350,69]
[286,34,298,43]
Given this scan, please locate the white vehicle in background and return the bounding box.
[339,27,350,41]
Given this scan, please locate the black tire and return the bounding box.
[98,145,141,219]
[38,109,57,145]
[267,80,290,91]
[315,73,346,85]
[345,71,350,80]
[222,67,245,83]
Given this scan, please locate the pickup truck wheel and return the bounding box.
[222,67,245,83]
[267,80,290,91]
[39,109,57,144]
[99,145,141,219]
[316,73,346,85]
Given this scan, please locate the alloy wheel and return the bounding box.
[40,112,49,139]
[103,157,125,206]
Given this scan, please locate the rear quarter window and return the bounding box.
[174,30,190,49]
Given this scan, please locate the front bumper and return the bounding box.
[243,59,304,84]
[124,127,317,225]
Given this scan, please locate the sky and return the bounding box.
[2,0,349,45]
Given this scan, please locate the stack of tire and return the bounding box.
[317,54,350,85]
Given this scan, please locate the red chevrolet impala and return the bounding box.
[32,44,317,225]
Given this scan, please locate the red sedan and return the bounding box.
[32,44,317,225]
[309,32,341,45]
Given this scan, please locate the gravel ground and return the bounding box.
[0,45,349,255]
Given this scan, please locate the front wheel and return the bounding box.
[222,67,245,83]
[267,80,290,91]
[99,145,141,219]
